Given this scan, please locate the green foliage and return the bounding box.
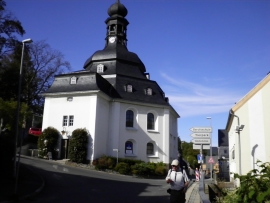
[93,155,116,170]
[217,161,270,203]
[38,127,59,159]
[131,162,155,176]
[92,156,166,177]
[68,128,88,163]
[155,164,167,176]
[0,98,30,134]
[114,162,131,175]
[179,138,207,169]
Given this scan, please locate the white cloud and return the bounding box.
[160,73,242,117]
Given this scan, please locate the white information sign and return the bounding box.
[191,138,211,144]
[193,144,210,150]
[190,133,211,138]
[190,127,212,133]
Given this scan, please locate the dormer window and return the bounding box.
[124,84,133,92]
[97,64,104,73]
[127,85,132,92]
[145,88,152,95]
[70,76,77,84]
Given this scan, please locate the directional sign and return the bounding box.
[191,138,211,144]
[208,157,215,164]
[193,144,210,150]
[190,132,211,138]
[190,127,212,133]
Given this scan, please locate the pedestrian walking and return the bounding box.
[166,159,189,203]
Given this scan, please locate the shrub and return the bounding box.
[38,127,59,159]
[68,128,88,163]
[114,162,131,175]
[217,161,270,203]
[155,165,167,176]
[93,155,116,170]
[131,162,154,176]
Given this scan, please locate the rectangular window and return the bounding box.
[63,115,74,126]
[69,115,74,126]
[63,116,68,126]
[224,149,227,154]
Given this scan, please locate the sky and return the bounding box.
[6,0,270,147]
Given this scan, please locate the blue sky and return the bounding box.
[7,0,270,147]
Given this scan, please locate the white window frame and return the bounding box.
[63,115,74,127]
[147,143,154,155]
[63,116,68,126]
[70,76,77,84]
[97,64,104,73]
[69,115,74,126]
[127,84,132,92]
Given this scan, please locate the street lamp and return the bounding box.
[206,117,213,180]
[14,38,33,194]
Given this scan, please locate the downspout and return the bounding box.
[229,110,241,175]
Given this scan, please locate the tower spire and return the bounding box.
[106,1,129,47]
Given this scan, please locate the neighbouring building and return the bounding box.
[217,129,229,181]
[226,73,270,180]
[42,1,180,164]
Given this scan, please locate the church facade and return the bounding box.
[42,1,180,164]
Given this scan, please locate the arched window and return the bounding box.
[147,143,154,155]
[125,141,133,154]
[126,110,134,127]
[147,113,154,130]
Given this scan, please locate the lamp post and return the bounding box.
[14,38,33,194]
[206,117,213,180]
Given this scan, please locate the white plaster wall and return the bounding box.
[112,103,173,163]
[43,95,178,164]
[42,95,98,160]
[229,81,270,176]
[248,91,265,170]
[262,82,270,162]
[229,126,237,175]
[93,96,110,159]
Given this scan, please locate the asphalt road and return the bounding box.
[21,158,171,203]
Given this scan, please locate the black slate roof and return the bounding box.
[43,1,179,117]
[44,72,118,98]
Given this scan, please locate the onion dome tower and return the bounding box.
[83,0,146,79]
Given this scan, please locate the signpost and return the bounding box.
[197,154,204,164]
[193,144,210,150]
[190,132,211,138]
[113,149,119,164]
[191,138,211,144]
[190,127,212,133]
[190,126,213,179]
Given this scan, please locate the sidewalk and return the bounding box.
[186,181,200,203]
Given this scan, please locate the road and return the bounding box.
[21,158,170,203]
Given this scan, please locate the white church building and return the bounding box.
[42,1,180,164]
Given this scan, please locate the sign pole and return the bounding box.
[206,117,213,180]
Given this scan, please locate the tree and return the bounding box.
[0,40,71,114]
[0,0,25,59]
[178,137,207,169]
[0,98,30,134]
